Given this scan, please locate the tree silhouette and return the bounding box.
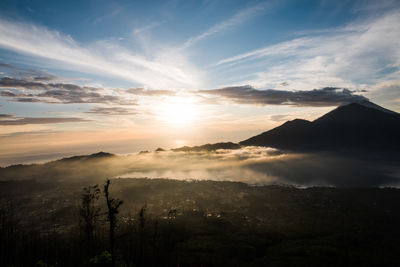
[138,205,146,266]
[79,184,101,257]
[103,179,123,267]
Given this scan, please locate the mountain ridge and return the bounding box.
[240,101,400,152]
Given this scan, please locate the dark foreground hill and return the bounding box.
[240,101,400,153]
[1,178,400,266]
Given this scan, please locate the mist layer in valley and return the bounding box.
[1,146,399,187]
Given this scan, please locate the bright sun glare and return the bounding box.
[158,97,200,125]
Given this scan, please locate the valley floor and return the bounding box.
[1,178,400,266]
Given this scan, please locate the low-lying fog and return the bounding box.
[115,147,399,187]
[1,146,399,187]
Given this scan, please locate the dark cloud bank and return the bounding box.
[0,75,175,106]
[199,85,368,106]
[126,87,176,96]
[0,77,135,105]
[0,114,89,125]
[85,107,138,116]
[1,74,368,108]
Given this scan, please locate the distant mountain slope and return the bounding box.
[240,101,400,152]
[0,152,117,182]
[172,142,241,152]
[57,151,115,162]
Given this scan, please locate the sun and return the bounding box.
[157,97,200,125]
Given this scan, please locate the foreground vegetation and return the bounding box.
[1,177,400,266]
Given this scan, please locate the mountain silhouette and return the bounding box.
[240,101,400,153]
[172,142,241,152]
[57,151,115,162]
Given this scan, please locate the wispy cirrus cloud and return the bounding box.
[212,11,400,90]
[0,18,202,89]
[183,1,274,48]
[92,4,126,25]
[199,85,368,107]
[133,21,165,35]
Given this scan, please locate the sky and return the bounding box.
[0,0,399,165]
